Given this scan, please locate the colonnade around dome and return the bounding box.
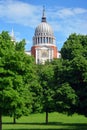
[33,36,55,45]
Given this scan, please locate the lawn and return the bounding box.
[2,112,87,130]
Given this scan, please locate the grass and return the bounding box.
[2,112,87,130]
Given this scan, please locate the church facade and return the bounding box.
[30,8,60,64]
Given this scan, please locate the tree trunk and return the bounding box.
[46,110,48,124]
[13,115,16,124]
[0,113,2,130]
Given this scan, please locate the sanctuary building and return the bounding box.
[30,8,60,64]
[11,7,61,64]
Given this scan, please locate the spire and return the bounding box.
[43,6,45,17]
[11,28,15,42]
[41,6,46,22]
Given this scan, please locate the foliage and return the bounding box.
[0,31,35,128]
[0,31,87,128]
[29,65,43,113]
[39,64,55,112]
[61,33,87,117]
[51,59,77,115]
[36,60,77,123]
[36,64,55,123]
[61,33,87,60]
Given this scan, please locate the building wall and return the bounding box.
[31,45,59,59]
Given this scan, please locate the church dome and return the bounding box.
[35,22,54,37]
[33,7,55,46]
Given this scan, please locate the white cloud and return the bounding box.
[73,8,87,14]
[54,7,87,18]
[47,7,87,38]
[0,0,41,27]
[58,8,74,18]
[0,0,87,42]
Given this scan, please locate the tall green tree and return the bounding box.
[37,59,77,124]
[61,33,87,117]
[38,64,55,124]
[0,31,35,129]
[51,59,77,115]
[61,33,84,60]
[29,64,43,114]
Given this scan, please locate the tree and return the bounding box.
[36,59,77,124]
[61,33,87,117]
[5,39,35,123]
[29,64,43,114]
[37,64,55,124]
[61,33,84,60]
[0,31,15,129]
[51,59,77,115]
[69,56,87,116]
[0,31,35,129]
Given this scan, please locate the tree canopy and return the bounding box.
[0,31,87,129]
[61,33,87,116]
[0,31,36,129]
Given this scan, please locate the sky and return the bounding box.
[0,0,87,51]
